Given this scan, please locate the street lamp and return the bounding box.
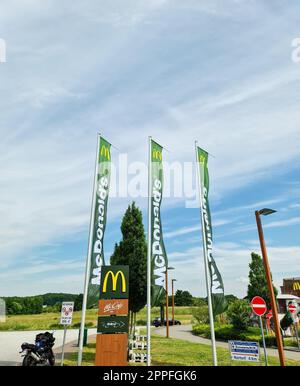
[172,279,177,325]
[164,266,174,338]
[255,208,285,367]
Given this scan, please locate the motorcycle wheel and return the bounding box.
[22,355,37,366]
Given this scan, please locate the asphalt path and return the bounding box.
[153,324,300,362]
[0,328,96,366]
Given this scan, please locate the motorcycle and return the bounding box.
[20,331,56,366]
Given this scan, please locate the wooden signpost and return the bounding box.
[95,266,129,366]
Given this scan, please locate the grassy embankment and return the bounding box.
[0,306,194,331]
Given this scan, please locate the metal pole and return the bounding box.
[166,270,169,338]
[61,326,67,366]
[259,316,268,366]
[255,211,285,367]
[78,134,101,366]
[195,141,218,366]
[294,318,300,349]
[172,280,175,325]
[146,136,152,366]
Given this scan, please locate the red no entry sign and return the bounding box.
[266,310,273,319]
[251,296,267,316]
[288,303,297,314]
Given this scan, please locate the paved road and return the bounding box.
[0,329,96,366]
[153,324,300,361]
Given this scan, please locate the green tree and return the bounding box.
[174,290,194,306]
[110,202,147,332]
[225,294,238,305]
[247,252,278,309]
[74,294,83,311]
[227,299,251,330]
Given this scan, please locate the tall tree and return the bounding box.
[247,252,278,309]
[174,290,194,306]
[110,202,147,332]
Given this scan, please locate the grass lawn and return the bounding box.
[0,307,195,331]
[63,334,300,367]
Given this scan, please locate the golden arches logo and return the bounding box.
[293,282,300,291]
[152,150,162,161]
[199,154,206,164]
[100,145,110,160]
[102,271,126,293]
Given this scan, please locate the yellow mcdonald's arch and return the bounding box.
[199,154,206,164]
[100,145,110,160]
[102,271,126,293]
[152,150,162,161]
[293,282,300,291]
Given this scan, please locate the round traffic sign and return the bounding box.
[251,296,267,316]
[266,310,273,319]
[288,303,297,314]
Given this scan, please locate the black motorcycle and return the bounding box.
[20,331,56,366]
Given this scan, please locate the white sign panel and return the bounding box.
[60,302,74,325]
[0,298,5,323]
[229,341,260,362]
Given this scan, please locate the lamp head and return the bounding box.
[259,208,277,216]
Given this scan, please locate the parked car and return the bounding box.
[152,317,181,327]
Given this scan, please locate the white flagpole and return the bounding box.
[195,141,218,366]
[146,136,152,366]
[78,133,101,366]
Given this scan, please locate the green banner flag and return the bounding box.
[150,140,168,306]
[87,136,111,307]
[197,147,227,316]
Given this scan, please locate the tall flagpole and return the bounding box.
[195,141,218,366]
[78,134,101,366]
[146,136,152,366]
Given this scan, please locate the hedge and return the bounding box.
[193,324,278,347]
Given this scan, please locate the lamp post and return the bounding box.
[255,208,285,367]
[172,279,177,325]
[164,267,174,338]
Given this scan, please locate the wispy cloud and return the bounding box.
[0,0,299,296]
[165,219,232,239]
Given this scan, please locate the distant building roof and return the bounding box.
[277,294,300,300]
[283,277,300,281]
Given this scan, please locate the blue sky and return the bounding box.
[0,0,300,297]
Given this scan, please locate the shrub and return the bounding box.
[226,300,251,330]
[192,306,209,325]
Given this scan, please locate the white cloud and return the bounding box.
[168,243,300,297]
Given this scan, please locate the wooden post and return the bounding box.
[255,211,285,367]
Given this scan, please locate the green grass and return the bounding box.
[63,334,300,367]
[0,309,98,331]
[0,307,195,331]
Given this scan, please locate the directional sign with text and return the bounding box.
[60,302,74,325]
[97,315,129,334]
[251,296,267,316]
[229,341,260,362]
